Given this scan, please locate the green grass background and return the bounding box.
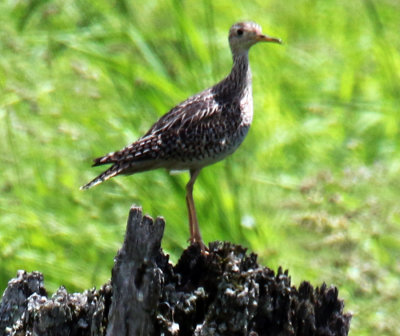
[1,0,399,334]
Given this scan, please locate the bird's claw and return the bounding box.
[188,238,209,254]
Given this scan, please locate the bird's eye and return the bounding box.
[237,29,243,36]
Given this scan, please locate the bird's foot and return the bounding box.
[189,238,209,254]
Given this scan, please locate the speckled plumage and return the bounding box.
[81,22,281,250]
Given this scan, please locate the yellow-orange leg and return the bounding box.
[185,169,207,251]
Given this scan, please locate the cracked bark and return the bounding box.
[0,206,351,336]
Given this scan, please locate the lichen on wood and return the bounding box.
[0,206,351,336]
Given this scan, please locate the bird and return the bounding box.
[81,21,281,251]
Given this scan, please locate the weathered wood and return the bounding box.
[106,206,165,336]
[0,271,111,335]
[0,206,351,336]
[0,271,47,334]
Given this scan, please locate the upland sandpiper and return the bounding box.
[81,22,281,251]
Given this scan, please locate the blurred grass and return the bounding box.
[1,0,400,334]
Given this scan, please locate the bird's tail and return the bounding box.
[80,163,129,190]
[92,152,117,167]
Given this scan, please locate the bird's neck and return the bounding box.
[231,51,252,87]
[218,51,252,98]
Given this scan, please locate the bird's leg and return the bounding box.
[185,168,207,251]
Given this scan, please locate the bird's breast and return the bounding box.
[239,83,253,126]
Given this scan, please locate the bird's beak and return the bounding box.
[256,34,282,44]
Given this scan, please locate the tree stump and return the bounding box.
[0,206,351,336]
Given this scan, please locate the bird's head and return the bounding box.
[228,22,281,54]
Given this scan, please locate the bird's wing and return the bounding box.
[144,89,219,136]
[92,89,235,166]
